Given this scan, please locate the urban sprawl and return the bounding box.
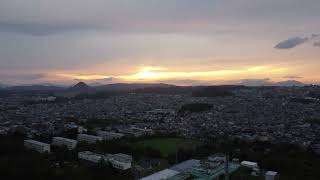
[1,84,320,179]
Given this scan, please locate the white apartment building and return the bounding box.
[109,153,132,170]
[78,151,103,163]
[265,171,279,180]
[78,151,132,170]
[24,139,50,153]
[52,137,77,150]
[96,131,124,140]
[240,161,259,170]
[77,133,103,144]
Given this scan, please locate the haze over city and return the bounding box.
[0,0,319,85]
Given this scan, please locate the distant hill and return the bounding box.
[1,81,308,98]
[4,84,65,92]
[95,83,173,92]
[275,80,305,87]
[238,79,273,86]
[54,82,174,98]
[68,82,92,92]
[134,85,245,97]
[55,82,94,98]
[239,79,306,87]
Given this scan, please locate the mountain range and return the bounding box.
[0,80,308,94]
[238,80,306,87]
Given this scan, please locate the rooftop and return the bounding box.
[53,137,77,143]
[170,159,200,173]
[24,139,50,146]
[141,169,180,180]
[266,171,278,176]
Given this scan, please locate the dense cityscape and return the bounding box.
[1,83,320,179]
[1,84,320,152]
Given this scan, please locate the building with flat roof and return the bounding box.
[208,153,226,163]
[78,151,132,170]
[170,159,200,173]
[52,137,77,150]
[140,169,180,180]
[78,151,103,163]
[265,171,279,180]
[77,134,102,144]
[240,161,259,169]
[113,153,132,170]
[106,153,132,170]
[141,154,241,180]
[24,139,50,153]
[96,131,124,140]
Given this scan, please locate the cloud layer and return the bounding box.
[275,34,320,49]
[275,37,308,49]
[0,1,320,84]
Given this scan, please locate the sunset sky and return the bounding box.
[0,0,319,85]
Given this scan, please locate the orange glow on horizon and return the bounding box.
[56,65,290,83]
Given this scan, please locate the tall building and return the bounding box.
[77,134,103,144]
[24,139,50,153]
[52,137,77,150]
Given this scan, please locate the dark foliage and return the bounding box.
[192,86,235,97]
[179,103,213,113]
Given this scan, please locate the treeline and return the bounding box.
[133,85,242,97]
[191,86,235,97]
[179,103,213,113]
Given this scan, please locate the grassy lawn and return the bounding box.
[134,137,201,157]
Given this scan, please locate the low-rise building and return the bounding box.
[52,137,77,150]
[109,153,132,170]
[24,139,50,153]
[265,171,279,180]
[78,151,103,163]
[140,169,180,180]
[240,161,259,170]
[96,131,124,140]
[77,133,102,144]
[131,127,154,135]
[142,156,241,180]
[78,151,132,170]
[208,153,226,163]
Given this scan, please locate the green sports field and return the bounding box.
[134,137,201,157]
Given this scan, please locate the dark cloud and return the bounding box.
[282,75,301,79]
[275,37,308,49]
[101,77,113,81]
[74,77,114,85]
[19,73,46,80]
[313,41,320,47]
[0,73,46,81]
[275,34,320,49]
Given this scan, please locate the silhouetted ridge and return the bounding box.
[69,82,91,91]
